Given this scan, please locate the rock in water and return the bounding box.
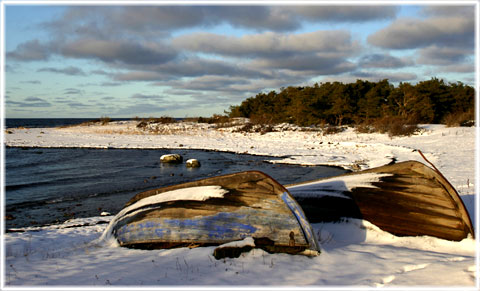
[186,159,201,168]
[160,154,183,164]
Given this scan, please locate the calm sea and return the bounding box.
[5,118,131,129]
[5,119,348,228]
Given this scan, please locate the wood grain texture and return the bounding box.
[288,161,474,241]
[113,171,319,254]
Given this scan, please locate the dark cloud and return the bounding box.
[420,6,474,17]
[100,82,123,87]
[114,71,164,82]
[20,80,42,84]
[417,45,472,66]
[7,97,52,108]
[131,94,165,101]
[359,54,413,69]
[37,66,86,76]
[368,16,474,49]
[7,40,52,61]
[48,6,398,37]
[101,82,124,87]
[251,54,356,75]
[61,39,177,65]
[67,102,91,108]
[64,88,85,95]
[287,6,399,22]
[156,58,265,78]
[114,57,267,82]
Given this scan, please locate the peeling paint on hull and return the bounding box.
[109,171,320,255]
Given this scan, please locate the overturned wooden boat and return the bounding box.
[287,160,474,241]
[103,171,320,257]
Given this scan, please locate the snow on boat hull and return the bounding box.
[288,161,474,241]
[108,171,320,255]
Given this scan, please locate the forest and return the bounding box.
[227,78,475,132]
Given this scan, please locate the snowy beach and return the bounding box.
[3,120,478,287]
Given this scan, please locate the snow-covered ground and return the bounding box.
[3,120,478,288]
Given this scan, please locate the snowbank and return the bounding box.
[3,121,477,287]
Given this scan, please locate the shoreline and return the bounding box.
[4,120,476,198]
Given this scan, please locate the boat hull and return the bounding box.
[109,171,320,254]
[288,161,474,241]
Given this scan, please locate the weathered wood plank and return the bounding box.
[288,161,474,241]
[110,171,320,255]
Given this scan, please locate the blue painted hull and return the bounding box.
[108,171,320,254]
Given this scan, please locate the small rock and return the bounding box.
[186,159,201,168]
[160,154,183,164]
[351,163,361,171]
[100,211,111,216]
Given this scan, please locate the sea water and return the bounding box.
[5,119,348,228]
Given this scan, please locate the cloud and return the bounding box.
[368,16,474,49]
[438,64,475,74]
[157,57,265,78]
[7,40,52,61]
[114,57,267,82]
[114,71,164,82]
[47,6,399,38]
[359,54,414,69]
[251,54,356,75]
[37,66,86,76]
[6,97,52,107]
[131,94,165,101]
[322,71,418,84]
[287,6,399,22]
[64,88,85,95]
[67,102,92,108]
[417,45,472,66]
[20,80,42,84]
[101,82,124,87]
[164,76,250,92]
[61,39,177,65]
[173,30,359,59]
[420,5,474,17]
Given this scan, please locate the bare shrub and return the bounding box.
[148,116,177,124]
[323,126,344,135]
[354,123,375,134]
[355,117,419,137]
[374,116,419,137]
[443,110,475,127]
[136,116,176,129]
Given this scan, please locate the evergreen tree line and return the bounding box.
[227,78,475,127]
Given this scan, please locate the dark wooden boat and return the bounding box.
[105,171,320,257]
[287,161,474,241]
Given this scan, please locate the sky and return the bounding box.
[3,2,477,118]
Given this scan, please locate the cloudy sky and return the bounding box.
[4,3,476,118]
